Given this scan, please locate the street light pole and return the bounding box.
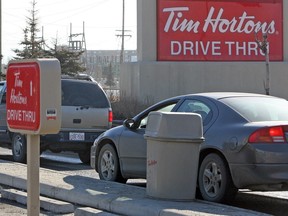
[263,34,270,96]
[255,32,270,95]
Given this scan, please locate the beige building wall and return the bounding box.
[120,0,288,104]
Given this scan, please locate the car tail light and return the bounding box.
[108,109,113,123]
[248,126,288,143]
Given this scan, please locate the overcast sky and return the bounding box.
[2,0,137,64]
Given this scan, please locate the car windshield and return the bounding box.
[221,97,288,122]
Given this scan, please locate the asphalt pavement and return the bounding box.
[0,159,270,216]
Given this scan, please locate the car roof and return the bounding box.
[139,92,280,111]
[1,76,96,84]
[180,92,278,100]
[61,74,96,82]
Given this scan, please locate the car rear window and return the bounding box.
[61,80,110,108]
[221,97,288,122]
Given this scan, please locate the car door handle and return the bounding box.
[73,119,81,124]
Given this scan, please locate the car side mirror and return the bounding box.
[123,118,136,129]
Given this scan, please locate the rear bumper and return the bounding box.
[40,131,104,152]
[41,131,103,144]
[230,163,288,190]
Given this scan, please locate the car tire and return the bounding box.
[198,153,237,203]
[97,143,126,183]
[78,150,91,164]
[12,133,27,163]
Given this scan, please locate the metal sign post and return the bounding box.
[27,134,40,216]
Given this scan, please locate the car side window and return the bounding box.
[0,86,6,104]
[139,103,177,128]
[1,92,6,104]
[177,99,212,125]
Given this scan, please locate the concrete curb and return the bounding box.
[75,207,120,216]
[0,160,269,216]
[1,188,75,213]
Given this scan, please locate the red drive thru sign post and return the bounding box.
[6,59,61,216]
[7,59,61,134]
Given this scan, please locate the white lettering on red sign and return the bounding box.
[10,73,28,105]
[7,110,36,123]
[157,0,282,61]
[171,40,267,56]
[8,71,36,124]
[10,88,27,104]
[14,72,23,87]
[164,7,200,33]
[163,7,275,34]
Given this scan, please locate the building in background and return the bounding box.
[1,49,137,87]
[85,50,137,87]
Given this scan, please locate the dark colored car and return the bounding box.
[0,78,112,164]
[91,92,288,203]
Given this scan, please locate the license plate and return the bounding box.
[69,132,85,141]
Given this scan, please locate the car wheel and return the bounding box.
[78,150,90,164]
[97,144,126,183]
[198,153,237,203]
[12,133,27,163]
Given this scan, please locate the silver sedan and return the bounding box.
[91,92,288,203]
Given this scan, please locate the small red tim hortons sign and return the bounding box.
[6,62,41,131]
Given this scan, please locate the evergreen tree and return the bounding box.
[13,0,46,59]
[12,0,86,76]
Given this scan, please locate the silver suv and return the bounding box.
[0,77,112,163]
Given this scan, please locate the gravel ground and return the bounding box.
[0,196,28,215]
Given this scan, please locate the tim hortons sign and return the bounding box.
[157,0,283,61]
[6,59,61,134]
[6,62,41,131]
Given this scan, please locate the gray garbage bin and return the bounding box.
[144,111,204,201]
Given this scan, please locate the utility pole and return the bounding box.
[117,0,131,63]
[116,0,131,64]
[120,0,125,64]
[255,32,270,95]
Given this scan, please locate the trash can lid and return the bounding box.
[144,111,204,140]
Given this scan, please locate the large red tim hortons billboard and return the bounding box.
[157,0,283,61]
